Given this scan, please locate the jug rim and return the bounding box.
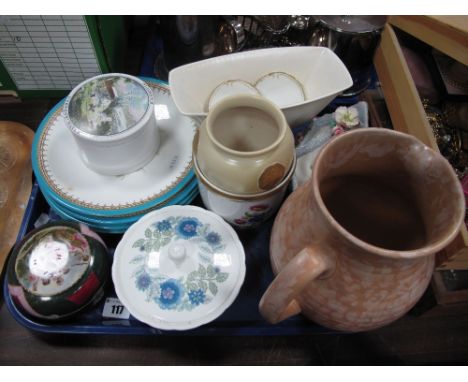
[312,127,465,260]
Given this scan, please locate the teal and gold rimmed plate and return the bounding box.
[32,78,197,218]
[41,169,197,220]
[45,180,200,234]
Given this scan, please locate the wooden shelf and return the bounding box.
[374,21,468,270]
[432,270,468,305]
[388,16,468,66]
[374,24,438,148]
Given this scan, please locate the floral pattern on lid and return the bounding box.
[130,216,230,312]
[112,205,246,330]
[15,226,91,297]
[7,221,110,320]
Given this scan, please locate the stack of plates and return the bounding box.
[32,78,198,234]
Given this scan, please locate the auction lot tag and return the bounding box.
[102,297,130,319]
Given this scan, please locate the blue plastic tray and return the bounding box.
[3,181,335,336]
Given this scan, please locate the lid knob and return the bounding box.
[168,243,187,266]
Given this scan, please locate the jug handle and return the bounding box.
[259,246,335,324]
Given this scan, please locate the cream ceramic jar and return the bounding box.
[195,94,294,195]
[63,73,159,176]
[193,152,296,229]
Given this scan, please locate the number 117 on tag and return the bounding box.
[102,297,130,319]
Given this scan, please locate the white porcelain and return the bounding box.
[112,205,246,330]
[35,81,196,214]
[255,72,305,108]
[207,80,259,110]
[169,46,353,127]
[64,73,159,176]
[194,154,296,228]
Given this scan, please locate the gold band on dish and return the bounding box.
[205,79,260,112]
[254,71,307,101]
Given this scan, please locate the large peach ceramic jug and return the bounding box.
[259,128,465,332]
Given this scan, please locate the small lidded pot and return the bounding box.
[195,94,295,195]
[63,73,159,176]
[7,221,109,320]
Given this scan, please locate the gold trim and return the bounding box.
[72,174,197,219]
[205,79,260,111]
[37,82,196,211]
[254,71,307,102]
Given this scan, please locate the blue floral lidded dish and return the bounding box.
[112,205,246,331]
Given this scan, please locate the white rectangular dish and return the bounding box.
[169,46,353,127]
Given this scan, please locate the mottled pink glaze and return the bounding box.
[79,223,107,249]
[8,285,47,319]
[260,128,465,332]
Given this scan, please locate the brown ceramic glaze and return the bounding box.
[0,121,34,273]
[259,128,465,332]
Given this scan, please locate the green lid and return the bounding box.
[15,226,91,297]
[7,221,109,320]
